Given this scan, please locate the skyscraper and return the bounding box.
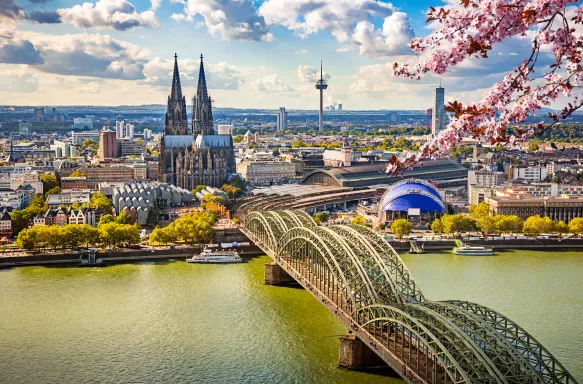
[98,129,117,159]
[276,107,287,131]
[315,61,328,132]
[115,121,124,139]
[125,123,134,139]
[432,86,445,137]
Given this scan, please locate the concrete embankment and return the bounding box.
[388,238,583,251]
[0,245,265,268]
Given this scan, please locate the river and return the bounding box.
[0,250,581,383]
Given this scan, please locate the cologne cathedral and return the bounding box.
[159,54,236,189]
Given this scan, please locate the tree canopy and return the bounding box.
[391,219,412,238]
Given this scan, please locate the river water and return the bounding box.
[0,250,581,383]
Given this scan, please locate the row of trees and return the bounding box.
[149,211,217,245]
[15,219,140,251]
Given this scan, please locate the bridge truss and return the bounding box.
[242,210,577,384]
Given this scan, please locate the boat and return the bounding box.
[409,240,425,254]
[187,248,242,264]
[78,249,106,267]
[453,240,494,256]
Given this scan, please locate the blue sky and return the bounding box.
[0,0,533,109]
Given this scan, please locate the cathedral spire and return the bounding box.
[197,53,209,101]
[171,53,183,100]
[164,53,188,135]
[193,53,214,136]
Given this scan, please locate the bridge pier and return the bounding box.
[264,263,296,285]
[338,334,387,370]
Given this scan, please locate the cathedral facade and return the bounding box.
[159,54,236,189]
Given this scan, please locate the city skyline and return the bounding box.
[0,0,552,109]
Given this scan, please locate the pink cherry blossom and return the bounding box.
[389,0,583,174]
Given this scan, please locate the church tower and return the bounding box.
[192,54,214,136]
[164,54,189,135]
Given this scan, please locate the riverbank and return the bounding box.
[0,245,265,268]
[388,238,583,251]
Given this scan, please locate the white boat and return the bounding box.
[453,245,494,256]
[187,248,242,264]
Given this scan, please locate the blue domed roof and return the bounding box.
[380,179,446,213]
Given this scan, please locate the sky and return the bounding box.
[0,0,544,109]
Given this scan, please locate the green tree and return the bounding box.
[441,214,475,234]
[554,220,569,234]
[569,217,583,235]
[45,186,61,196]
[98,214,115,227]
[81,138,98,149]
[391,218,412,238]
[292,139,306,148]
[523,215,554,235]
[469,202,490,220]
[476,216,496,234]
[116,211,132,224]
[40,174,58,192]
[527,140,541,152]
[69,170,87,177]
[15,227,38,251]
[431,218,444,233]
[228,176,245,190]
[494,215,524,233]
[191,185,207,196]
[87,192,112,214]
[314,212,329,225]
[350,215,367,226]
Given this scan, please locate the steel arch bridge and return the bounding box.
[241,210,577,384]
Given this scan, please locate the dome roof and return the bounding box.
[379,179,446,213]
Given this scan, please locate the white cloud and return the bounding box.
[57,0,159,31]
[298,64,330,83]
[294,49,308,55]
[150,0,161,11]
[143,57,248,90]
[259,0,415,58]
[0,66,39,93]
[172,0,273,42]
[337,45,351,53]
[251,74,294,92]
[79,82,103,93]
[19,31,150,80]
[352,12,415,58]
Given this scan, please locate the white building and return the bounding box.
[72,130,100,145]
[276,107,288,131]
[125,123,134,139]
[237,159,296,186]
[469,186,494,206]
[0,191,27,210]
[143,129,153,140]
[432,86,445,137]
[218,125,233,135]
[115,121,124,139]
[468,170,505,188]
[18,122,32,136]
[512,166,548,182]
[46,192,91,208]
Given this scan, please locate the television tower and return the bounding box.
[315,60,328,132]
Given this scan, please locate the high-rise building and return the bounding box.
[115,121,124,139]
[143,129,153,140]
[98,129,117,159]
[337,103,343,111]
[315,61,328,132]
[432,86,445,137]
[125,123,134,139]
[276,107,287,131]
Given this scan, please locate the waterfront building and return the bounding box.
[276,107,288,131]
[73,118,93,130]
[159,54,236,189]
[237,159,296,186]
[98,129,117,159]
[67,207,100,226]
[486,195,583,222]
[431,86,445,137]
[0,210,12,236]
[71,130,100,145]
[378,179,446,223]
[315,61,328,132]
